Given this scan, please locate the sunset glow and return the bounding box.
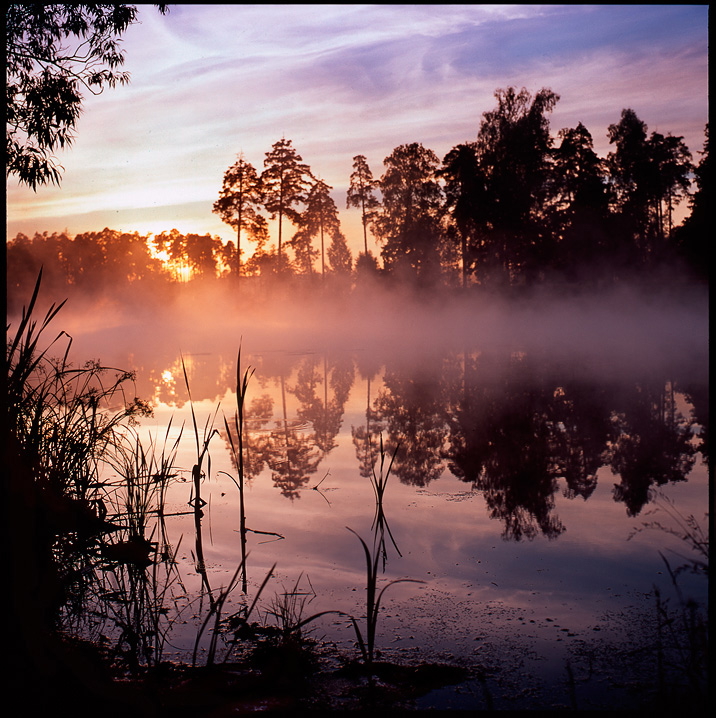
[5,4,708,255]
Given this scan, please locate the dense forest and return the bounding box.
[7,87,709,309]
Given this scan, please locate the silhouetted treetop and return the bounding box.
[213,154,268,278]
[261,138,314,271]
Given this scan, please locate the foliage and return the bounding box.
[327,229,354,276]
[346,154,381,255]
[475,86,560,282]
[261,138,314,269]
[607,109,694,265]
[372,142,445,282]
[6,89,707,294]
[6,4,168,190]
[439,142,485,287]
[674,124,709,279]
[290,178,341,276]
[213,154,268,278]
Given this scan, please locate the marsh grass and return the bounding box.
[6,274,463,709]
[628,493,709,708]
[7,273,153,633]
[346,527,423,665]
[93,422,187,670]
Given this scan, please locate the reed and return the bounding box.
[95,422,186,670]
[264,573,339,642]
[7,272,153,635]
[346,434,421,665]
[223,346,254,593]
[346,527,422,665]
[630,493,708,707]
[182,354,220,607]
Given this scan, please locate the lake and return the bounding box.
[26,278,709,710]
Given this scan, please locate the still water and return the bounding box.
[58,282,708,709]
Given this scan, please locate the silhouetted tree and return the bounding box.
[346,154,380,256]
[327,229,353,278]
[6,4,168,190]
[261,138,314,271]
[184,233,221,280]
[608,110,695,266]
[213,154,268,279]
[475,86,560,283]
[372,142,445,283]
[6,231,67,304]
[292,178,341,278]
[153,229,190,281]
[439,142,486,287]
[674,124,709,280]
[606,109,654,264]
[353,250,381,286]
[550,122,614,275]
[646,131,693,244]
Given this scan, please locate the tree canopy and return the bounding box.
[6,3,168,190]
[213,154,268,278]
[372,142,445,283]
[261,138,314,271]
[8,86,707,297]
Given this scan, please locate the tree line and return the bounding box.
[7,86,709,301]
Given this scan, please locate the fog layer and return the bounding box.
[14,276,707,389]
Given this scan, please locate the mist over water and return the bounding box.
[26,275,707,389]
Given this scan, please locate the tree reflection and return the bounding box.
[222,393,274,482]
[290,354,355,457]
[352,376,382,480]
[371,361,448,487]
[548,383,614,501]
[262,373,321,500]
[197,345,704,531]
[443,352,565,540]
[608,381,696,516]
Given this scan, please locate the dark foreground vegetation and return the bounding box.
[3,274,473,715]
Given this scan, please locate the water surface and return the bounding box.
[47,282,708,709]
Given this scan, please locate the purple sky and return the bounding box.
[6,4,709,256]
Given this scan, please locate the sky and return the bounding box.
[5,4,710,256]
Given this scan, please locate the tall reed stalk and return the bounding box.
[347,437,421,665]
[223,347,254,594]
[182,354,220,607]
[346,527,422,665]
